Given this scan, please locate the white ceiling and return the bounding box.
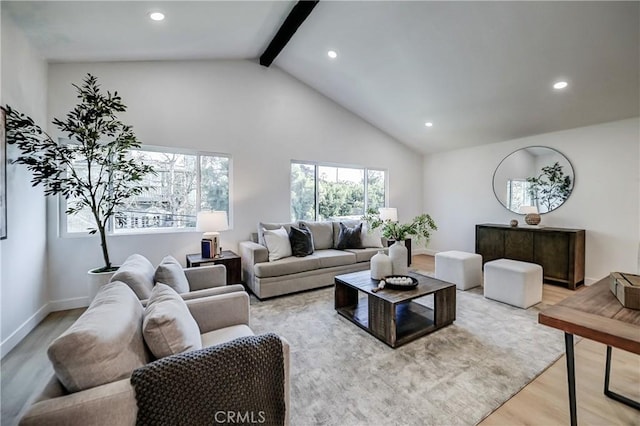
[4,1,639,154]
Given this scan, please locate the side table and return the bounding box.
[186,250,242,284]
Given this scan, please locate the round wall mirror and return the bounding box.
[493,146,574,214]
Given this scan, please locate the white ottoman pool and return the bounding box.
[484,259,543,308]
[435,251,482,290]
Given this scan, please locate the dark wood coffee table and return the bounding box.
[334,270,456,348]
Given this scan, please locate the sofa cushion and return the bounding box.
[344,247,387,263]
[289,224,314,257]
[254,256,321,278]
[263,227,293,261]
[331,220,358,248]
[143,283,202,359]
[201,324,254,347]
[310,249,357,268]
[47,281,149,393]
[336,222,364,249]
[300,221,334,250]
[154,255,190,294]
[111,254,155,300]
[257,222,296,247]
[361,222,384,248]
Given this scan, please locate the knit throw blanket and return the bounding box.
[131,333,285,426]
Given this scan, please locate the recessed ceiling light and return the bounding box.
[553,81,568,90]
[149,12,165,21]
[327,50,337,59]
[425,122,433,127]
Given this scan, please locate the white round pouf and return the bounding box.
[435,251,482,290]
[483,259,543,309]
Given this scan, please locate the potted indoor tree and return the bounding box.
[362,208,437,274]
[3,74,154,295]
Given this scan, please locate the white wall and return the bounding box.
[424,118,640,284]
[46,60,424,304]
[0,13,49,357]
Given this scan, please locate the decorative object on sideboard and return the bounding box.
[510,219,518,227]
[196,211,228,259]
[3,75,155,273]
[389,241,409,275]
[371,250,392,279]
[520,206,541,226]
[493,146,574,214]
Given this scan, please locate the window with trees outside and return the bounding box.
[290,161,386,221]
[64,146,230,234]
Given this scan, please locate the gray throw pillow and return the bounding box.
[110,254,155,300]
[289,223,314,257]
[337,222,364,249]
[48,282,149,392]
[154,255,190,294]
[143,283,203,359]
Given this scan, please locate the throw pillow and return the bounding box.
[289,223,314,257]
[154,255,190,294]
[337,222,364,249]
[263,227,293,261]
[110,254,156,300]
[143,283,202,359]
[47,282,149,392]
[300,221,334,250]
[361,222,384,248]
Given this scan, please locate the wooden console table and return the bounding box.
[539,278,640,426]
[476,224,585,289]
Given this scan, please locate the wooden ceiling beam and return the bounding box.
[259,0,319,67]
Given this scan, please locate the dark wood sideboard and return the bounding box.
[475,224,585,289]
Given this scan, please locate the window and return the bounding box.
[63,145,230,234]
[290,161,387,221]
[507,179,532,213]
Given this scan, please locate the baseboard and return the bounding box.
[1,303,51,359]
[413,248,437,256]
[48,296,90,312]
[584,277,598,286]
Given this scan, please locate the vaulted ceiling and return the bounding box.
[4,1,639,154]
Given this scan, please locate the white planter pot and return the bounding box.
[370,250,392,279]
[389,241,409,275]
[87,268,117,302]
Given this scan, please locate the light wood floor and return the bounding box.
[413,254,640,426]
[2,255,639,426]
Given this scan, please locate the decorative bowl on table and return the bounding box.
[382,275,418,290]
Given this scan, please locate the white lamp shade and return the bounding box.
[379,207,398,222]
[196,211,228,232]
[519,206,539,215]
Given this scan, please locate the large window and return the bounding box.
[64,146,230,234]
[290,161,387,221]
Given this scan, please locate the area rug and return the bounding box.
[249,276,565,426]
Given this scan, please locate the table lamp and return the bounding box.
[379,207,398,222]
[196,211,228,258]
[519,206,541,226]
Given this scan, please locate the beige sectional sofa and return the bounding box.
[19,281,290,425]
[240,220,386,299]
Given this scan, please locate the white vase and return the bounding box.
[370,250,392,279]
[87,268,117,302]
[389,241,408,275]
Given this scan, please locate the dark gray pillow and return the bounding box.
[337,222,364,249]
[289,223,314,257]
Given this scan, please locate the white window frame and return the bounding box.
[290,160,389,221]
[59,142,233,237]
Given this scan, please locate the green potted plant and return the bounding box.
[362,208,437,274]
[3,74,154,295]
